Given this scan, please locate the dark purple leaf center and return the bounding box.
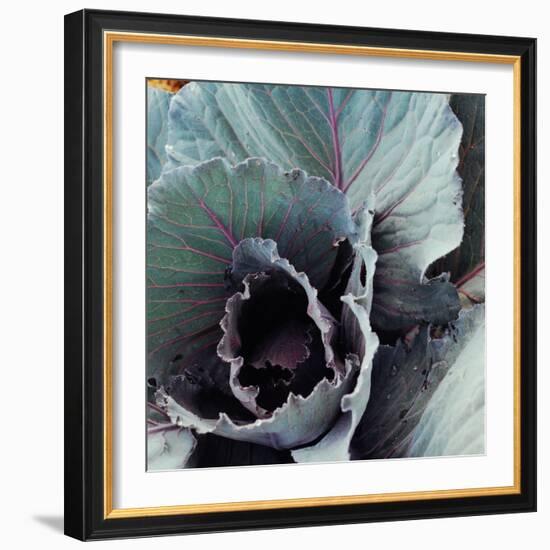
[234,270,334,411]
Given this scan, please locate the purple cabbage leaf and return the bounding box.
[351,304,485,459]
[165,83,464,331]
[147,87,171,186]
[147,157,379,466]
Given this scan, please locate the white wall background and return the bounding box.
[0,0,546,547]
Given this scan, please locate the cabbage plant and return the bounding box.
[146,83,485,469]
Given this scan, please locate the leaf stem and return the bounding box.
[327,88,343,189]
[455,261,485,288]
[147,401,170,419]
[147,423,180,435]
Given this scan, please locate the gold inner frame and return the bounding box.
[103,30,522,520]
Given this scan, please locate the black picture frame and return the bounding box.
[64,8,537,541]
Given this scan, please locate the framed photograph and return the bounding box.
[64,9,536,540]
